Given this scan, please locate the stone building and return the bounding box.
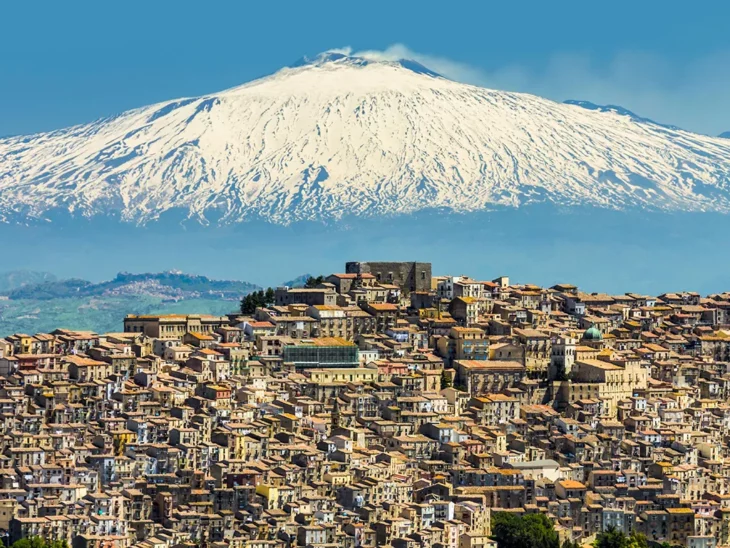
[345,261,432,293]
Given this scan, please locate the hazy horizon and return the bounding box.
[1,206,727,295]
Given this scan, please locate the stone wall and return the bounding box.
[345,261,432,292]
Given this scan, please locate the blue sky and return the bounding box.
[2,0,729,136]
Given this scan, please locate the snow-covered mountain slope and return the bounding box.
[2,51,730,225]
[562,100,681,130]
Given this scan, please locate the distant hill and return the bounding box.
[280,274,314,288]
[2,271,260,301]
[0,271,261,336]
[0,270,57,292]
[0,295,238,337]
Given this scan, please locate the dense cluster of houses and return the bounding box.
[0,260,729,548]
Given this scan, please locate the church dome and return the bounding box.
[583,325,603,341]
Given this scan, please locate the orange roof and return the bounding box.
[197,348,223,356]
[296,337,355,347]
[330,273,376,280]
[249,321,275,328]
[558,480,586,489]
[63,355,108,367]
[368,303,398,311]
[456,360,524,371]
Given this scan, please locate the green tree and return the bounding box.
[264,287,275,304]
[240,288,276,315]
[594,528,627,548]
[593,528,647,548]
[305,275,325,288]
[239,292,256,314]
[11,538,69,548]
[491,512,560,548]
[627,532,648,548]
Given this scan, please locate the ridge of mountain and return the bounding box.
[0,270,57,293]
[1,271,259,301]
[280,274,314,288]
[562,99,682,130]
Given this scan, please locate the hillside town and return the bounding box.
[1,261,730,548]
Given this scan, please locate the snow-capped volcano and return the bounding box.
[2,51,730,225]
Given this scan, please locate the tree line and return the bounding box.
[240,288,275,314]
[239,276,325,315]
[9,538,69,548]
[490,512,672,548]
